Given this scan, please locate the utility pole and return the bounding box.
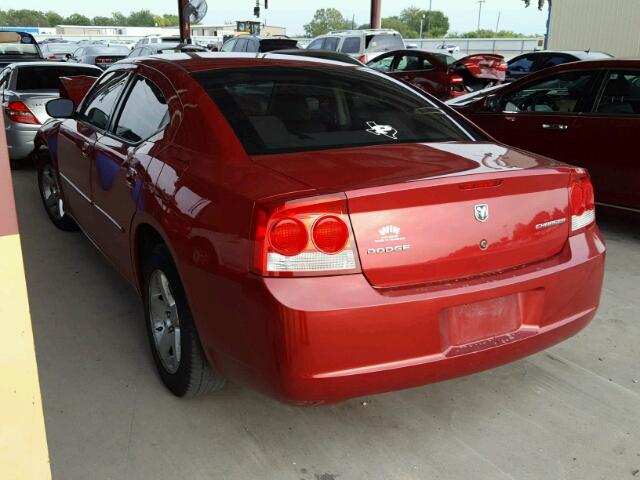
[477,0,486,32]
[495,11,501,33]
[426,0,432,37]
[370,0,381,29]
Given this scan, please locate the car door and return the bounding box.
[90,67,175,281]
[388,53,448,99]
[468,69,603,165]
[57,70,130,231]
[575,69,640,209]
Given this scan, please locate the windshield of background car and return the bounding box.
[194,66,472,155]
[0,32,39,56]
[365,34,404,53]
[16,66,100,91]
[86,46,131,55]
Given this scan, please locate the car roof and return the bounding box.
[510,50,611,60]
[121,52,361,72]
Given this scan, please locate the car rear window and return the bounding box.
[0,31,40,56]
[193,66,472,155]
[16,66,100,91]
[365,34,404,53]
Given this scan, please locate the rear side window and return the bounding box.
[16,66,100,91]
[114,76,169,142]
[323,38,340,52]
[394,55,432,72]
[340,37,361,54]
[79,71,129,130]
[365,34,403,53]
[194,67,471,155]
[596,71,640,115]
[508,55,535,73]
[221,39,237,52]
[542,55,571,68]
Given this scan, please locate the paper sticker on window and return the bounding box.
[366,121,398,140]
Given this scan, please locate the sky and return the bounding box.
[20,0,550,36]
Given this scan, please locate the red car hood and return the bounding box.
[251,142,558,192]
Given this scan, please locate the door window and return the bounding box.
[365,34,404,53]
[306,38,325,50]
[367,55,394,72]
[596,71,640,115]
[79,71,129,130]
[113,75,169,143]
[323,37,340,52]
[234,38,248,52]
[500,71,599,114]
[221,39,237,52]
[340,37,361,54]
[394,55,432,72]
[541,55,571,68]
[245,39,259,53]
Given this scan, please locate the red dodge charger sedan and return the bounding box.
[35,53,605,404]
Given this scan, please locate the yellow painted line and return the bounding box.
[0,234,52,479]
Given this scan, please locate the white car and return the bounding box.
[436,43,460,54]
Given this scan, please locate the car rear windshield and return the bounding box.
[365,34,404,53]
[16,66,100,91]
[0,31,39,56]
[193,66,473,155]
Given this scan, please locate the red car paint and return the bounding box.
[367,50,506,100]
[36,54,605,404]
[452,59,640,213]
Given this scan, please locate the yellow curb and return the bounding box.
[0,234,52,479]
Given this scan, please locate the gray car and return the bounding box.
[67,45,131,69]
[0,62,101,165]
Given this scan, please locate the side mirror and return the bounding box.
[46,98,75,118]
[484,94,501,112]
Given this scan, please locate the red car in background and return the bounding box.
[448,58,640,213]
[367,49,507,100]
[35,53,604,405]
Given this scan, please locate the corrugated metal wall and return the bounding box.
[548,0,640,57]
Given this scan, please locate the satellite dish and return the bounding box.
[184,0,208,24]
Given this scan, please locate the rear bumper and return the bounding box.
[5,119,39,160]
[208,227,605,404]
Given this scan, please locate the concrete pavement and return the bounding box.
[12,167,640,480]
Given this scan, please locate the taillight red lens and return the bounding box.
[449,74,464,85]
[252,193,361,276]
[498,63,508,72]
[569,173,596,233]
[7,101,40,125]
[268,218,308,256]
[312,215,349,254]
[569,183,585,216]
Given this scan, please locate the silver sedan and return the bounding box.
[0,62,101,166]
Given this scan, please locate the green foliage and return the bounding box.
[63,13,92,26]
[303,8,349,37]
[0,9,181,28]
[381,17,417,38]
[455,29,532,38]
[398,7,449,38]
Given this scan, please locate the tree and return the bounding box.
[45,11,63,27]
[523,0,550,9]
[399,7,449,38]
[456,29,530,38]
[63,13,92,26]
[111,12,128,27]
[381,16,417,38]
[127,9,156,27]
[0,9,48,27]
[92,16,114,26]
[303,8,349,37]
[154,14,179,27]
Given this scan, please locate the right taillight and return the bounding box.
[569,173,596,234]
[252,193,361,277]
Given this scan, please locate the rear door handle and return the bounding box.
[542,123,569,131]
[81,142,90,158]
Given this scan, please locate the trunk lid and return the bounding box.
[452,54,506,81]
[254,142,571,287]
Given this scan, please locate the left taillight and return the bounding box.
[569,172,596,234]
[252,193,361,277]
[6,101,40,125]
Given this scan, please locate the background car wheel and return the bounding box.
[36,151,78,232]
[142,242,225,397]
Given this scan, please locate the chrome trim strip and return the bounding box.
[59,172,124,231]
[596,202,640,214]
[94,202,124,232]
[59,172,90,203]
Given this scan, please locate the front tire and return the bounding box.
[36,151,78,231]
[142,243,225,397]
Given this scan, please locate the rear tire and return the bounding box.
[142,242,226,397]
[36,151,78,232]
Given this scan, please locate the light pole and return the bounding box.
[477,0,486,32]
[426,0,433,37]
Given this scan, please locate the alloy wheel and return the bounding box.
[148,269,182,374]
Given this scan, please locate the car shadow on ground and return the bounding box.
[12,167,640,480]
